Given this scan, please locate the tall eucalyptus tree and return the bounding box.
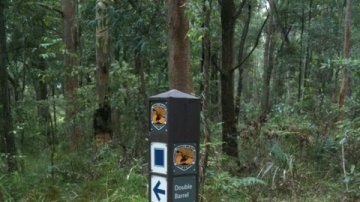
[219,0,239,159]
[166,0,194,94]
[220,0,267,159]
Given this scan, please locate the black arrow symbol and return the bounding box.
[153,180,165,201]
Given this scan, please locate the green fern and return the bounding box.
[232,177,267,187]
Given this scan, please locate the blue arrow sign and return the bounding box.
[153,180,166,201]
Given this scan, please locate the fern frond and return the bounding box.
[232,177,267,187]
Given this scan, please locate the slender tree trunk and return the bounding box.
[199,0,211,188]
[62,0,80,150]
[210,53,219,107]
[235,2,251,123]
[303,0,313,90]
[297,1,305,102]
[236,67,244,121]
[260,0,276,123]
[338,0,351,120]
[49,85,57,176]
[133,49,148,156]
[126,1,149,156]
[0,1,17,172]
[166,0,194,94]
[94,0,112,149]
[220,0,238,158]
[33,60,52,145]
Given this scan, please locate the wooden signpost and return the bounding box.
[148,89,200,202]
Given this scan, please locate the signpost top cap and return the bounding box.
[150,89,199,100]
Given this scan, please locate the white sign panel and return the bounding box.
[151,142,167,174]
[173,175,197,201]
[151,175,167,202]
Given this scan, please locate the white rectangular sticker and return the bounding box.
[151,175,167,202]
[151,142,167,174]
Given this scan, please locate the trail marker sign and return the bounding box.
[151,175,167,202]
[173,175,197,202]
[151,142,168,174]
[148,89,200,202]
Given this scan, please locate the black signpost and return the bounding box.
[148,89,200,202]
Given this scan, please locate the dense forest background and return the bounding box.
[1,0,360,201]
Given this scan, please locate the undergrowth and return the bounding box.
[1,100,360,201]
[0,146,147,201]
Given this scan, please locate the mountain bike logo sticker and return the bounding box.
[173,144,196,172]
[151,103,167,131]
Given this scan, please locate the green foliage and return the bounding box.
[1,148,147,201]
[204,170,266,201]
[1,0,360,201]
[227,96,359,200]
[202,145,267,201]
[336,113,360,199]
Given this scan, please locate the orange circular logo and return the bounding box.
[173,145,196,171]
[151,103,167,130]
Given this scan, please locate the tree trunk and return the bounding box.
[0,1,17,172]
[210,53,219,107]
[303,0,312,92]
[338,0,351,120]
[220,0,238,158]
[166,0,194,94]
[94,0,112,149]
[199,0,211,188]
[96,0,110,107]
[297,1,305,102]
[62,0,80,150]
[260,0,276,123]
[132,48,148,156]
[235,2,251,123]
